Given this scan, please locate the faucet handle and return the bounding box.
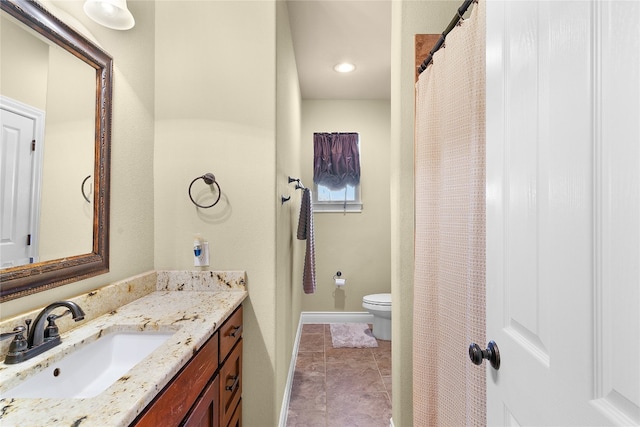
[43,309,76,341]
[44,314,65,340]
[1,326,28,355]
[0,326,26,341]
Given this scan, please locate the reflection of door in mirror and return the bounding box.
[0,96,44,268]
[0,12,94,269]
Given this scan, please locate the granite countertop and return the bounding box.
[0,271,247,427]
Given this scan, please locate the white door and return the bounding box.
[486,1,639,425]
[0,97,44,267]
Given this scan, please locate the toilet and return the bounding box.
[362,293,392,341]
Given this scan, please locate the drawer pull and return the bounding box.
[229,325,243,338]
[225,375,240,392]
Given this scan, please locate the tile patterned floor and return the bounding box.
[286,324,392,427]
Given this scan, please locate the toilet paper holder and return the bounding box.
[333,271,346,287]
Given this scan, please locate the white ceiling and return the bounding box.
[286,0,392,100]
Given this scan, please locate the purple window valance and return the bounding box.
[313,132,360,191]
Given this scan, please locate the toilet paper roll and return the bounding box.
[335,278,346,287]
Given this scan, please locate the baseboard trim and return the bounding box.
[278,317,304,427]
[300,311,374,324]
[278,311,376,427]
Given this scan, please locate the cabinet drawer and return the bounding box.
[134,332,219,427]
[219,306,243,362]
[220,339,242,427]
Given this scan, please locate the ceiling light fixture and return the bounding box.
[333,62,356,73]
[83,0,135,30]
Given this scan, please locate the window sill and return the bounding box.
[313,203,362,213]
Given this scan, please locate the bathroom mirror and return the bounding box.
[0,0,112,302]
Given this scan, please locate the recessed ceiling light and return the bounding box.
[333,62,356,73]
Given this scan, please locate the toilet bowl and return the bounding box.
[362,293,392,341]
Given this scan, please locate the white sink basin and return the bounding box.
[2,330,174,399]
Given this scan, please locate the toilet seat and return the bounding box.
[363,293,391,306]
[362,293,391,311]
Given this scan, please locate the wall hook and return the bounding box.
[189,172,221,208]
[288,176,305,190]
[281,195,291,205]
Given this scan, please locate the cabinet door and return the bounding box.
[183,375,220,427]
[133,333,219,427]
[220,340,242,427]
[226,400,241,427]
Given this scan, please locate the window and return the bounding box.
[314,183,362,212]
[312,132,362,212]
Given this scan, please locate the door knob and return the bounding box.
[469,340,500,370]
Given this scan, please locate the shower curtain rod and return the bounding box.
[417,0,474,75]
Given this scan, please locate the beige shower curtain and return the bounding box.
[413,1,486,425]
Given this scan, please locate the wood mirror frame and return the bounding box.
[0,0,111,302]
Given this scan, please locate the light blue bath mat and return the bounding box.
[330,323,378,348]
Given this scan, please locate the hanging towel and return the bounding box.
[297,188,316,294]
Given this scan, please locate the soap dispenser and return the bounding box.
[193,234,210,267]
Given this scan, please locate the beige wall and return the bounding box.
[40,47,95,261]
[1,15,48,109]
[276,0,304,419]
[391,1,461,425]
[153,1,294,425]
[300,100,391,312]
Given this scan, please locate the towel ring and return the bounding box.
[189,173,221,208]
[81,175,92,203]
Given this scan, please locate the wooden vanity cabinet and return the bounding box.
[133,331,219,427]
[132,305,243,427]
[218,306,243,427]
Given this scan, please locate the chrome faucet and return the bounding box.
[3,301,85,364]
